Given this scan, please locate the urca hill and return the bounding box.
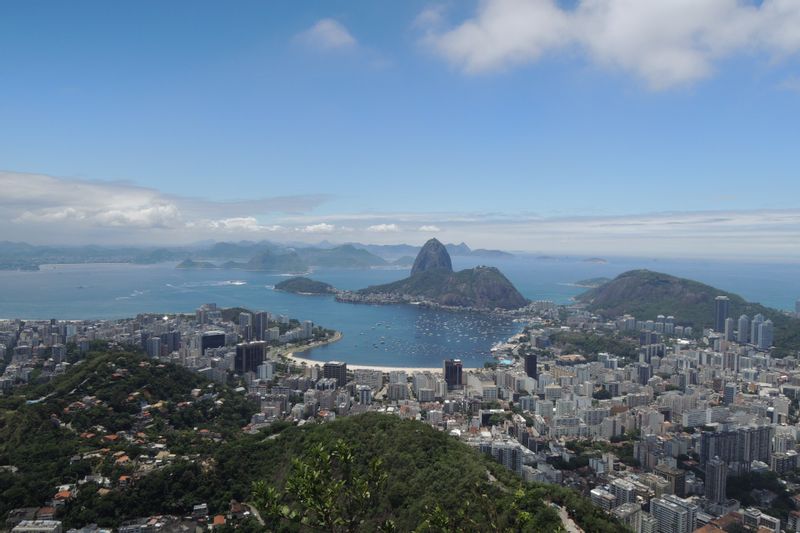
[350,238,528,310]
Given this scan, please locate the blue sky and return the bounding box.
[1,0,800,257]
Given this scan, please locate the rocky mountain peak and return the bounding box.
[411,238,453,276]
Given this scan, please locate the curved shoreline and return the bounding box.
[282,336,482,372]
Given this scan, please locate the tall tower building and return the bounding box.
[444,359,463,390]
[235,341,267,374]
[524,352,538,379]
[323,361,348,387]
[724,317,735,342]
[751,313,765,347]
[714,296,730,332]
[253,311,270,341]
[723,382,737,405]
[705,456,727,505]
[758,320,774,350]
[737,314,750,344]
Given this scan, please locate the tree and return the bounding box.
[252,439,388,532]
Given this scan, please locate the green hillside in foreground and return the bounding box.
[0,348,623,532]
[577,269,800,356]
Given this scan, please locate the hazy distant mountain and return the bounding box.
[245,250,307,273]
[295,244,386,268]
[350,241,514,260]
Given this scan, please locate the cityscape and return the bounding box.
[2,1,800,532]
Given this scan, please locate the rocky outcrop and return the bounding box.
[411,238,453,276]
[358,239,527,310]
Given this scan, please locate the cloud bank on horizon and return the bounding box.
[3,171,800,260]
[420,0,800,89]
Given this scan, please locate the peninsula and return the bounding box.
[337,238,528,311]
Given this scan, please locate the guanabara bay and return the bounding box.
[3,2,800,533]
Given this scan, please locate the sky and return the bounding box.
[1,0,799,258]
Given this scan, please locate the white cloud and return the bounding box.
[367,223,400,232]
[298,223,336,234]
[206,217,283,232]
[297,19,357,50]
[0,171,325,241]
[423,0,800,89]
[418,225,442,232]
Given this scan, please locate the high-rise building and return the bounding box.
[235,341,267,374]
[737,314,750,344]
[201,331,226,354]
[758,320,774,350]
[705,456,727,505]
[714,296,730,332]
[444,359,463,390]
[253,311,270,341]
[724,317,735,342]
[651,494,697,533]
[357,385,372,405]
[654,464,686,497]
[637,362,652,385]
[751,313,765,347]
[146,337,161,358]
[323,361,347,387]
[524,352,538,379]
[723,382,737,405]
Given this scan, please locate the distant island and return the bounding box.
[577,269,800,356]
[571,277,611,288]
[582,257,608,264]
[338,238,528,311]
[275,277,335,295]
[176,258,217,269]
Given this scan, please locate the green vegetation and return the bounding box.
[578,269,800,356]
[275,276,336,295]
[573,277,611,288]
[727,471,794,521]
[243,414,624,532]
[361,267,528,310]
[550,330,639,361]
[0,345,257,525]
[1,347,623,532]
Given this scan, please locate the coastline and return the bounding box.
[273,330,344,358]
[284,350,449,373]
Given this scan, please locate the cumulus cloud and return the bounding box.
[367,223,400,232]
[0,171,326,241]
[206,217,284,232]
[423,0,800,89]
[296,19,357,50]
[418,225,442,232]
[298,223,336,234]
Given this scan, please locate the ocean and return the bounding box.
[0,255,797,367]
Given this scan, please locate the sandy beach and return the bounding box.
[283,350,482,373]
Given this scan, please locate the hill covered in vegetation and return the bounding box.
[359,239,528,310]
[0,347,623,532]
[577,269,800,355]
[274,276,335,295]
[0,346,257,526]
